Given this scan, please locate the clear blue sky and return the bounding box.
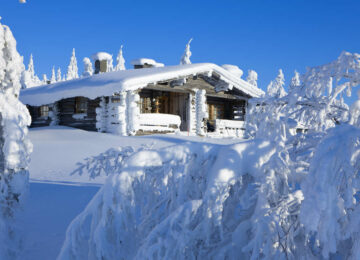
[2,0,360,100]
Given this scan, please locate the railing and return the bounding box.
[138,113,181,133]
[214,119,245,138]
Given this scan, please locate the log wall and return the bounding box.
[27,105,52,128]
[57,97,100,131]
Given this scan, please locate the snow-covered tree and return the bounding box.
[289,70,300,92]
[267,69,286,98]
[180,38,192,65]
[66,48,79,80]
[82,57,93,77]
[115,45,126,71]
[58,51,360,260]
[27,54,35,80]
[21,54,41,88]
[247,51,360,138]
[57,67,62,82]
[107,57,114,72]
[42,74,48,84]
[50,66,56,83]
[0,19,32,259]
[301,124,360,259]
[246,70,258,88]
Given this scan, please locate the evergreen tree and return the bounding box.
[21,54,41,88]
[57,67,62,82]
[115,45,126,71]
[107,57,114,72]
[27,54,35,80]
[66,48,79,80]
[289,70,301,92]
[180,38,193,65]
[50,66,56,83]
[82,57,93,77]
[267,69,286,98]
[246,70,258,88]
[0,19,32,259]
[42,74,48,84]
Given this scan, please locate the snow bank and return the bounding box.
[20,63,264,106]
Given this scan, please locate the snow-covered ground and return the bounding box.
[22,126,242,259]
[29,126,240,185]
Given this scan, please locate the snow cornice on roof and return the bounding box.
[20,63,264,106]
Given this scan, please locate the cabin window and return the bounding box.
[39,105,49,117]
[233,101,246,120]
[75,97,88,114]
[111,96,121,103]
[140,97,152,113]
[208,103,225,121]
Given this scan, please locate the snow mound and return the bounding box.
[131,58,157,66]
[91,52,112,61]
[221,64,243,78]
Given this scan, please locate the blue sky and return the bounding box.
[2,0,360,101]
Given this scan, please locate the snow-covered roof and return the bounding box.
[131,58,157,66]
[153,62,165,68]
[91,52,112,61]
[221,64,244,78]
[20,63,265,106]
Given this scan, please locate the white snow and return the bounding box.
[115,46,126,71]
[20,126,241,259]
[130,58,157,66]
[66,48,79,80]
[180,38,192,65]
[195,89,208,135]
[266,69,286,98]
[28,126,240,186]
[0,20,32,259]
[91,52,112,61]
[20,63,264,106]
[138,113,181,132]
[82,57,93,77]
[221,64,243,78]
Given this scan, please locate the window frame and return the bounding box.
[75,97,88,114]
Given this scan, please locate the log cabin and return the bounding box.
[20,55,264,137]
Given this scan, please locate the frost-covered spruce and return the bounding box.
[247,51,360,138]
[42,74,48,85]
[56,67,62,82]
[82,57,93,77]
[66,48,79,80]
[0,20,32,259]
[50,66,56,84]
[289,70,300,92]
[21,54,41,88]
[180,38,192,65]
[301,124,360,259]
[115,45,126,71]
[266,69,286,98]
[246,69,258,88]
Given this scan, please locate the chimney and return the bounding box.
[91,52,113,74]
